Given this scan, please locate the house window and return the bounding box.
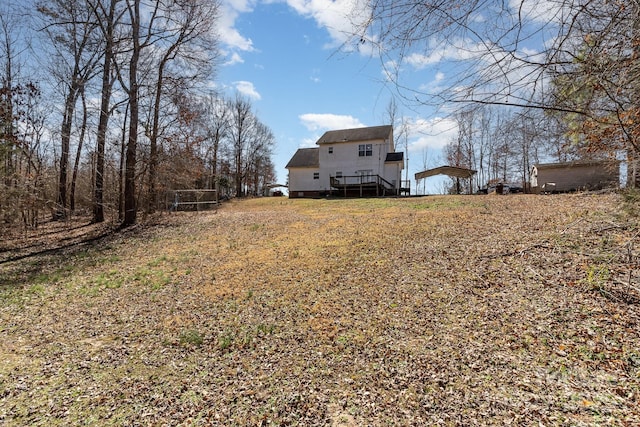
[336,171,342,178]
[328,147,333,154]
[313,172,319,180]
[358,144,372,157]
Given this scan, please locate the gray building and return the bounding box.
[531,160,620,193]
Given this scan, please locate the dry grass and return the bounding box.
[1,194,639,425]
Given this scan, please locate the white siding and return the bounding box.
[288,168,320,194]
[318,139,392,188]
[384,162,402,189]
[286,126,403,196]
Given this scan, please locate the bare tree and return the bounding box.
[491,114,514,184]
[353,1,551,108]
[38,0,100,219]
[542,113,576,163]
[118,0,140,225]
[244,121,275,196]
[110,0,221,223]
[418,146,431,195]
[548,0,640,184]
[474,107,493,191]
[0,3,48,226]
[384,97,410,189]
[0,8,20,192]
[506,111,541,191]
[227,94,253,197]
[203,94,230,191]
[144,0,219,213]
[69,89,88,212]
[89,0,125,223]
[156,88,209,192]
[226,94,275,197]
[443,108,476,193]
[353,0,640,177]
[0,0,226,229]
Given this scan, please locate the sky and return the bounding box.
[213,0,460,194]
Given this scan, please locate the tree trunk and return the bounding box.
[118,103,127,221]
[628,150,639,189]
[93,0,116,223]
[147,58,168,214]
[70,90,88,212]
[235,149,242,196]
[55,80,78,220]
[629,2,640,188]
[211,128,220,189]
[122,0,140,227]
[1,36,15,190]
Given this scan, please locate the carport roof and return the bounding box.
[415,165,477,180]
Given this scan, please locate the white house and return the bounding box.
[286,125,404,198]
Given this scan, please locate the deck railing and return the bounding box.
[330,175,399,196]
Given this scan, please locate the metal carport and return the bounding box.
[414,166,477,194]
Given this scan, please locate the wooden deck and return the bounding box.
[330,175,400,197]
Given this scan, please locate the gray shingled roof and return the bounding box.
[285,148,319,168]
[316,125,392,145]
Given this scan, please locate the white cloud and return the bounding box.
[509,0,564,24]
[417,70,447,93]
[218,0,256,51]
[223,51,245,66]
[299,113,365,131]
[309,68,321,83]
[234,81,261,100]
[286,0,371,49]
[402,117,458,152]
[218,0,372,60]
[226,0,254,12]
[470,12,486,23]
[405,52,439,70]
[404,40,483,70]
[403,35,548,105]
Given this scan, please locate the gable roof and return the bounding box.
[285,148,319,168]
[316,125,392,145]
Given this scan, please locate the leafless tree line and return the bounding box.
[441,105,578,194]
[354,0,639,187]
[0,0,275,231]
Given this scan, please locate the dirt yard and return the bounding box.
[1,194,639,425]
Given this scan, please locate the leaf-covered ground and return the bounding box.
[1,194,639,426]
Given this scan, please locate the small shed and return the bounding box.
[531,160,620,193]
